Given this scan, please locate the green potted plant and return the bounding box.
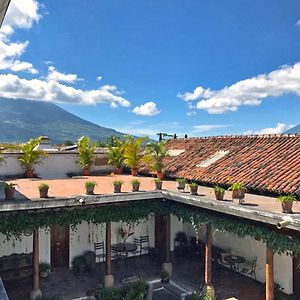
[277,194,297,213]
[113,180,123,193]
[107,137,125,174]
[160,270,169,283]
[131,179,141,192]
[77,136,96,176]
[4,183,17,200]
[153,178,162,190]
[123,135,147,176]
[214,185,225,201]
[85,181,97,195]
[39,262,51,278]
[176,178,186,190]
[228,182,246,204]
[144,141,169,179]
[18,136,48,178]
[189,182,198,195]
[38,183,49,198]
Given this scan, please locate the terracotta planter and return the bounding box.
[115,167,123,175]
[85,186,95,195]
[131,168,138,176]
[214,190,225,201]
[132,183,140,192]
[83,168,90,176]
[114,184,122,193]
[25,169,34,178]
[5,188,15,200]
[232,189,245,200]
[39,187,49,198]
[281,201,293,213]
[176,182,185,190]
[155,181,162,190]
[190,186,198,195]
[156,172,164,180]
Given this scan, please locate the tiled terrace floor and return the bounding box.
[1,174,300,215]
[4,252,293,300]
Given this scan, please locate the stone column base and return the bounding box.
[104,274,114,288]
[162,262,172,276]
[30,288,42,300]
[203,284,215,299]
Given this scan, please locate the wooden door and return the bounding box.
[51,225,69,268]
[293,254,300,297]
[155,215,167,259]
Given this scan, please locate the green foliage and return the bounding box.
[107,137,125,168]
[160,270,169,280]
[131,179,141,185]
[18,136,48,171]
[113,180,123,186]
[228,182,245,191]
[38,183,49,190]
[153,178,162,183]
[39,262,50,272]
[176,178,186,184]
[4,183,17,190]
[277,194,297,203]
[144,141,169,172]
[63,140,74,146]
[186,290,213,300]
[85,181,97,188]
[189,182,198,188]
[214,185,225,193]
[72,255,88,273]
[77,136,96,169]
[123,135,147,169]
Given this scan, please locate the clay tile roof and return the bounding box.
[163,135,300,195]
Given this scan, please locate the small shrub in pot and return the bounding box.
[113,180,123,193]
[176,178,186,190]
[85,181,97,195]
[4,183,17,200]
[160,270,169,283]
[153,178,162,190]
[214,185,225,200]
[189,182,198,195]
[228,182,246,204]
[38,183,49,198]
[131,179,141,192]
[277,194,297,214]
[39,262,51,278]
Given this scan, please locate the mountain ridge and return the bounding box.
[0,98,126,143]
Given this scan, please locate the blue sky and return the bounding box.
[1,0,300,139]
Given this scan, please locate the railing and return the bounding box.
[0,276,9,300]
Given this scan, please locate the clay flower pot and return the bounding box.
[39,187,49,198]
[85,181,96,195]
[131,168,138,176]
[4,187,15,200]
[154,180,162,190]
[132,182,140,192]
[115,167,123,175]
[281,201,293,214]
[156,172,164,180]
[232,189,245,204]
[113,181,123,193]
[25,169,34,178]
[176,180,186,190]
[83,168,91,176]
[190,185,198,195]
[214,190,225,201]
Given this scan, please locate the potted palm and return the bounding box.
[189,182,198,195]
[4,183,17,200]
[113,180,123,193]
[38,183,49,198]
[85,181,97,195]
[107,137,125,174]
[39,262,51,278]
[176,178,186,190]
[144,141,170,179]
[214,185,225,201]
[18,136,48,178]
[123,135,147,176]
[277,194,297,213]
[228,182,246,204]
[131,179,141,192]
[153,178,163,190]
[77,136,96,176]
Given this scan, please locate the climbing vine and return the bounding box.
[0,200,299,255]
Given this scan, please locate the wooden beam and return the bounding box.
[105,222,112,275]
[32,228,40,291]
[266,245,274,300]
[205,224,212,286]
[165,214,171,263]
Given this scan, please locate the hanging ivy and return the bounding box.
[0,200,299,255]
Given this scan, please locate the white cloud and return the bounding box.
[178,63,300,114]
[0,0,41,74]
[47,66,79,83]
[97,76,102,81]
[192,124,231,133]
[296,20,300,27]
[0,73,131,107]
[187,111,196,116]
[244,123,294,135]
[133,101,160,116]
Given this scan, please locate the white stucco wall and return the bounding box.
[182,222,293,294]
[0,151,113,179]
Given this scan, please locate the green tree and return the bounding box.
[107,137,125,170]
[18,136,48,177]
[144,141,169,174]
[77,136,96,174]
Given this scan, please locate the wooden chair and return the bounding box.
[140,235,150,255]
[240,257,257,280]
[94,242,105,263]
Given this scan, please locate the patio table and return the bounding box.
[224,255,245,271]
[112,242,137,258]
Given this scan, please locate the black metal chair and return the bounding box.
[140,235,150,255]
[131,237,142,256]
[94,241,105,263]
[240,257,257,280]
